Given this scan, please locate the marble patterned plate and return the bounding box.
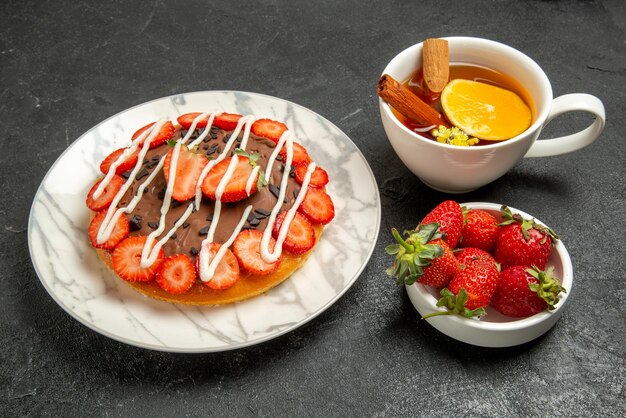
[28,91,380,352]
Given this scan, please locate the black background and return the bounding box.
[2,0,625,416]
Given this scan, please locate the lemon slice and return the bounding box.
[440,79,532,141]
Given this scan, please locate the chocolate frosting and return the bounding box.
[118,128,302,258]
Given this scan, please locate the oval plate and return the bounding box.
[28,91,381,352]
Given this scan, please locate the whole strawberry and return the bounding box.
[423,259,499,319]
[386,223,460,288]
[455,247,498,270]
[491,266,565,318]
[459,208,499,252]
[494,206,559,270]
[420,200,463,248]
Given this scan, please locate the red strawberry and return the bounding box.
[459,208,499,251]
[88,211,129,250]
[213,113,242,131]
[272,211,316,255]
[279,142,310,165]
[99,148,140,175]
[201,156,258,203]
[112,236,164,282]
[177,112,210,129]
[197,242,241,290]
[494,206,559,270]
[155,254,197,294]
[491,266,566,318]
[447,260,499,310]
[420,200,463,248]
[132,121,176,148]
[86,175,125,211]
[163,144,209,201]
[298,187,335,225]
[251,119,288,143]
[293,163,329,188]
[455,247,497,270]
[386,224,460,288]
[232,229,281,275]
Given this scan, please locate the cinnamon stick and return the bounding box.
[377,74,448,128]
[423,38,449,95]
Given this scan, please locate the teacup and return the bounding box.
[378,37,605,193]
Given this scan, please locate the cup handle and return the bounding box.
[524,93,605,158]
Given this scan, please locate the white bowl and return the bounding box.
[405,202,573,347]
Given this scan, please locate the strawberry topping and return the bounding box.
[272,211,316,255]
[198,242,241,290]
[88,211,129,250]
[99,148,140,175]
[279,142,310,165]
[298,187,335,225]
[177,112,210,129]
[86,175,125,211]
[112,236,164,282]
[132,121,176,149]
[201,156,258,203]
[233,229,281,275]
[156,254,197,294]
[163,144,209,201]
[251,119,288,143]
[293,163,329,188]
[213,113,242,131]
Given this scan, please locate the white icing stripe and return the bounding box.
[198,205,252,282]
[260,131,297,263]
[186,113,214,148]
[96,120,166,244]
[245,165,261,196]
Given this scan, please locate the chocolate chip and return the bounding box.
[210,126,219,133]
[129,215,142,231]
[249,218,261,227]
[223,136,229,144]
[142,159,149,165]
[269,184,281,199]
[247,212,257,223]
[203,144,209,150]
[170,233,177,240]
[190,247,199,255]
[241,225,255,230]
[158,188,166,200]
[210,131,218,139]
[171,200,182,208]
[181,129,189,137]
[293,188,300,199]
[198,128,205,135]
[136,168,149,180]
[206,214,213,221]
[279,163,285,173]
[199,225,210,235]
[276,155,283,162]
[121,170,132,180]
[255,208,271,217]
[183,221,190,229]
[148,221,158,229]
[203,135,211,143]
[151,155,160,161]
[147,160,159,169]
[289,165,296,177]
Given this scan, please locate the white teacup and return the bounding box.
[379,37,605,193]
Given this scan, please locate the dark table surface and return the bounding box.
[2,0,625,416]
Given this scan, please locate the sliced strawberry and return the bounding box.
[293,162,329,188]
[272,211,316,255]
[213,113,242,131]
[112,236,164,282]
[177,112,210,129]
[201,156,258,203]
[233,229,281,275]
[163,145,209,201]
[197,242,240,290]
[156,254,197,294]
[298,187,335,225]
[99,148,140,175]
[86,175,125,211]
[251,119,288,143]
[279,142,310,165]
[88,211,129,250]
[131,121,176,149]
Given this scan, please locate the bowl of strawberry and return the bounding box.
[385,200,572,347]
